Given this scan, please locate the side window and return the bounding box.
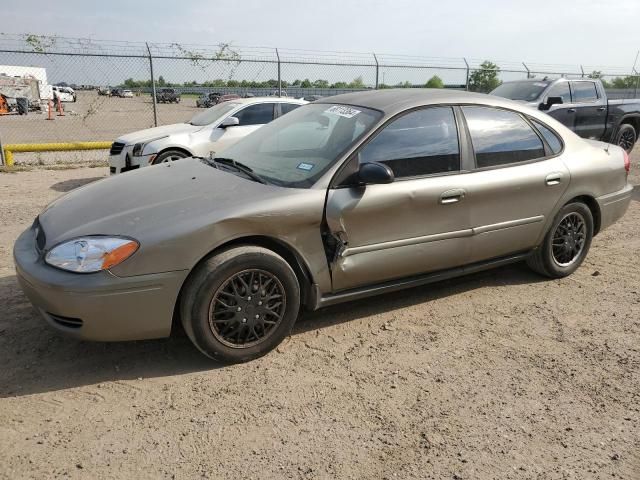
[546,82,571,103]
[462,106,545,167]
[571,82,598,103]
[280,103,301,115]
[234,103,275,126]
[359,107,460,178]
[530,119,563,154]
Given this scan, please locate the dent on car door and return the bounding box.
[325,106,473,292]
[460,106,570,263]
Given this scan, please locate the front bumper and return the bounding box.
[596,182,634,232]
[13,227,189,341]
[108,145,156,175]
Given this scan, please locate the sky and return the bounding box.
[2,0,639,85]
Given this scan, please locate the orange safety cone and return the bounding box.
[46,99,54,120]
[56,97,64,116]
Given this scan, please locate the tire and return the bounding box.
[180,246,300,363]
[615,123,637,153]
[527,202,593,278]
[152,149,189,165]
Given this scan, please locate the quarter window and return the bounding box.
[531,119,563,154]
[234,103,275,126]
[462,106,545,167]
[570,82,598,102]
[546,82,571,103]
[359,107,460,178]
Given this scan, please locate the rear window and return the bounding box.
[462,106,545,167]
[571,82,598,102]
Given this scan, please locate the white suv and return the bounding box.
[108,97,306,174]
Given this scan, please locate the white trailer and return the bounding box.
[0,65,52,105]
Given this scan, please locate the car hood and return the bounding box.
[116,123,203,144]
[38,158,290,249]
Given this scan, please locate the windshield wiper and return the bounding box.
[212,157,267,184]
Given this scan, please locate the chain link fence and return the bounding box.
[0,34,639,161]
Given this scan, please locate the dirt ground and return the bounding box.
[0,151,639,479]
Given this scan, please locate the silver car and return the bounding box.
[14,89,633,362]
[108,97,306,174]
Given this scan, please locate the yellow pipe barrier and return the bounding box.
[3,142,112,167]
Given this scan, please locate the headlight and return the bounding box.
[132,143,145,156]
[45,236,139,273]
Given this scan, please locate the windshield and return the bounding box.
[189,102,239,126]
[218,103,382,188]
[491,81,550,101]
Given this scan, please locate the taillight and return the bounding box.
[623,150,630,174]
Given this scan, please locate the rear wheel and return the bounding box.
[152,149,189,165]
[616,124,637,153]
[180,246,300,363]
[527,202,593,278]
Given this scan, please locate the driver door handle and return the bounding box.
[567,108,576,113]
[439,188,466,204]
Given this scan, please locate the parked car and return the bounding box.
[196,92,221,108]
[52,85,76,102]
[156,88,181,103]
[110,88,123,97]
[97,87,111,96]
[109,97,306,174]
[491,78,640,152]
[121,89,134,98]
[15,90,632,362]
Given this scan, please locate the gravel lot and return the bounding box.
[0,151,639,479]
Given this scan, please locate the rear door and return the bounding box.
[570,81,607,140]
[460,106,570,262]
[544,81,576,130]
[325,106,473,292]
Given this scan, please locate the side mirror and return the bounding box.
[358,161,394,185]
[220,116,239,128]
[540,96,563,111]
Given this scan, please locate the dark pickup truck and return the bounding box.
[491,78,640,152]
[155,88,181,104]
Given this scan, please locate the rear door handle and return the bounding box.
[439,188,466,204]
[567,108,576,113]
[545,173,563,186]
[597,106,606,112]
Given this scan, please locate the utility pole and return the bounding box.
[146,43,158,127]
[276,48,282,97]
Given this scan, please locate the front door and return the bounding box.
[544,81,576,130]
[325,106,473,292]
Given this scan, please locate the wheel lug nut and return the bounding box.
[247,296,252,301]
[237,307,242,312]
[258,301,262,306]
[255,315,260,319]
[242,318,247,323]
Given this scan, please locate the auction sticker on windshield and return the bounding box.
[325,105,361,118]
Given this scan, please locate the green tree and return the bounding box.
[468,61,501,93]
[610,76,639,89]
[157,75,166,87]
[313,79,329,88]
[349,76,365,88]
[300,78,313,88]
[588,71,610,88]
[425,75,444,88]
[395,81,412,88]
[331,81,349,89]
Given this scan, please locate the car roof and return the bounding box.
[230,96,307,105]
[315,88,528,116]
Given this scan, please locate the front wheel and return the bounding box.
[180,246,300,363]
[152,149,188,164]
[616,124,637,153]
[527,202,594,278]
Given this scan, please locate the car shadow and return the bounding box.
[50,176,105,192]
[0,263,544,398]
[633,185,639,202]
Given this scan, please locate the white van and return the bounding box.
[52,86,76,102]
